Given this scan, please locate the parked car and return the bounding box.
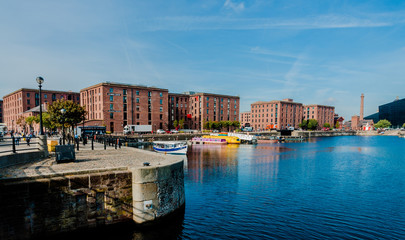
[156,129,166,134]
[171,129,179,134]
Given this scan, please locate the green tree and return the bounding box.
[48,99,86,128]
[307,119,319,130]
[232,121,240,129]
[173,120,178,129]
[25,116,36,133]
[222,121,232,132]
[299,120,308,130]
[374,119,391,129]
[203,121,210,130]
[179,119,185,129]
[402,123,405,128]
[335,121,340,129]
[323,123,331,129]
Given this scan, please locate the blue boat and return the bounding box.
[153,141,188,155]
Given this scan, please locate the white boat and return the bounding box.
[153,141,188,155]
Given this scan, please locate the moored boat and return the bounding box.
[191,137,227,144]
[153,141,188,155]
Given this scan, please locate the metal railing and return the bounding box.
[0,135,40,154]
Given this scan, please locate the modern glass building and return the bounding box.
[378,98,405,128]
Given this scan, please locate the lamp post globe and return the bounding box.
[61,108,66,145]
[36,76,44,135]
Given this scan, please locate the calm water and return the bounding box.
[61,136,405,239]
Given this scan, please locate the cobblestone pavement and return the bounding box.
[0,143,185,180]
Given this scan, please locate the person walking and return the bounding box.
[26,133,32,146]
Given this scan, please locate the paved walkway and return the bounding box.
[0,144,184,180]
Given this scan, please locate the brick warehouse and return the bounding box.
[3,89,80,133]
[303,104,335,129]
[80,82,169,133]
[250,99,303,130]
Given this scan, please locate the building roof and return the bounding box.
[304,104,335,108]
[23,104,48,114]
[3,88,79,98]
[251,99,303,105]
[185,91,239,98]
[80,82,169,92]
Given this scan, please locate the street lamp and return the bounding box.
[36,76,44,135]
[61,108,66,145]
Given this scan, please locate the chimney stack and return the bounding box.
[360,93,364,121]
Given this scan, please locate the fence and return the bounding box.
[0,135,40,154]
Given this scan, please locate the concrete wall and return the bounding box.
[0,150,45,168]
[131,160,185,224]
[0,160,185,239]
[292,131,356,138]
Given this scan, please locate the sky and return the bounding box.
[1,0,405,120]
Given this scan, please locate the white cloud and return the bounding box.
[223,0,245,13]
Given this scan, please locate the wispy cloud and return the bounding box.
[134,12,405,32]
[223,0,245,13]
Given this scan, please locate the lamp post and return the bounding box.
[36,77,44,135]
[11,119,14,136]
[61,108,66,145]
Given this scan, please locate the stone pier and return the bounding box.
[0,147,185,239]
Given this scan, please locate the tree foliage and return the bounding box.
[202,120,241,131]
[307,119,319,130]
[48,99,86,128]
[179,119,185,129]
[403,123,405,128]
[323,123,331,128]
[374,119,391,129]
[173,120,178,128]
[335,121,340,129]
[299,120,308,130]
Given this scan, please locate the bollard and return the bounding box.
[115,139,117,149]
[104,138,106,150]
[12,136,16,153]
[119,139,121,149]
[91,137,94,150]
[76,138,79,151]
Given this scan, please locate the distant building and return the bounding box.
[351,116,360,130]
[240,112,251,127]
[188,92,240,130]
[250,99,303,130]
[303,104,335,129]
[334,114,344,129]
[168,93,190,129]
[364,112,379,124]
[80,82,169,133]
[378,97,405,128]
[3,88,80,133]
[0,99,3,123]
[21,104,48,134]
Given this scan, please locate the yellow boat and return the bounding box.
[202,135,241,144]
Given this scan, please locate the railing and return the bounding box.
[0,135,40,154]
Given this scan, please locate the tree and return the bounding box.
[232,121,240,129]
[222,121,232,132]
[203,121,210,130]
[335,121,340,129]
[403,123,405,128]
[179,119,185,129]
[25,116,36,133]
[16,116,27,133]
[48,99,86,128]
[173,120,178,129]
[374,119,391,129]
[299,120,308,130]
[323,123,331,128]
[307,119,318,130]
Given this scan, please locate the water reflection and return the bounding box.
[186,144,239,183]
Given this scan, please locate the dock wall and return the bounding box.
[0,161,185,239]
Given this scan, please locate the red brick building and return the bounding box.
[0,100,3,123]
[80,82,169,133]
[251,99,303,130]
[240,112,251,127]
[168,93,190,129]
[303,104,335,129]
[3,88,80,133]
[187,92,240,130]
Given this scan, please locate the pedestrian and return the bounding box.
[26,133,32,146]
[15,133,20,145]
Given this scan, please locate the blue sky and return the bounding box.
[1,0,405,120]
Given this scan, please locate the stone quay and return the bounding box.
[0,145,186,240]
